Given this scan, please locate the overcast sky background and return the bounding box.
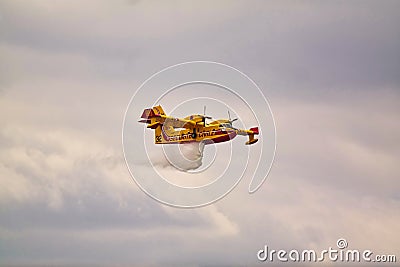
[0,1,399,266]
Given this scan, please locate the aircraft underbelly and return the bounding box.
[208,131,237,144]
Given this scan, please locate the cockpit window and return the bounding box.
[220,123,232,128]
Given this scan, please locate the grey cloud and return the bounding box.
[0,0,399,266]
[2,1,399,90]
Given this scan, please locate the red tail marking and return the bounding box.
[250,127,259,134]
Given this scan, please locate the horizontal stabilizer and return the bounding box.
[147,121,161,129]
[245,138,258,145]
[138,119,151,124]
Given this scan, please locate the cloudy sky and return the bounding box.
[0,0,399,266]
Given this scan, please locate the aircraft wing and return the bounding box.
[162,116,196,128]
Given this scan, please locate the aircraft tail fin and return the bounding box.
[138,105,165,124]
[138,105,166,129]
[249,127,259,135]
[245,127,259,145]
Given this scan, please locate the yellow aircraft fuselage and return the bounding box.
[139,105,259,145]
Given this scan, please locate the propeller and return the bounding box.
[203,106,212,119]
[200,106,212,126]
[228,110,238,124]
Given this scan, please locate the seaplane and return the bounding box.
[138,105,259,145]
